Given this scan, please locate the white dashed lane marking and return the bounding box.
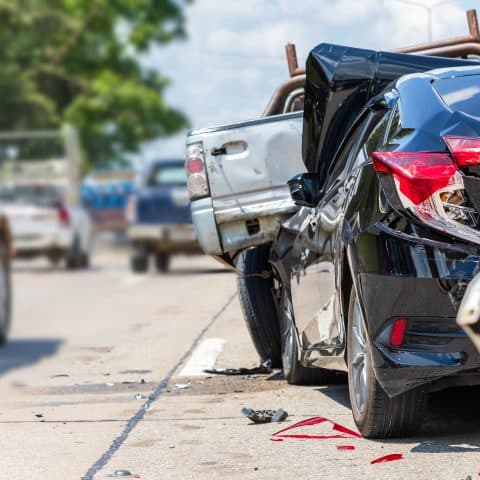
[179,338,226,376]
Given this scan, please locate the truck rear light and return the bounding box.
[58,205,70,226]
[185,142,209,199]
[442,136,480,167]
[372,149,480,243]
[390,318,407,347]
[185,156,204,174]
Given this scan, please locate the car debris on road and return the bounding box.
[204,359,273,376]
[241,407,288,424]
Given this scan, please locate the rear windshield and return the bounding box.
[147,165,186,187]
[433,75,480,117]
[0,184,64,206]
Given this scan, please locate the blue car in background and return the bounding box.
[126,159,199,272]
[81,169,136,231]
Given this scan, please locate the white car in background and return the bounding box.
[0,181,92,269]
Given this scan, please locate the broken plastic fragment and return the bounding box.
[370,453,403,464]
[172,383,190,390]
[272,416,361,440]
[204,359,272,376]
[241,407,288,424]
[112,470,132,477]
[135,393,145,400]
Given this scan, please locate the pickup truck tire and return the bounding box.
[130,246,148,273]
[155,254,170,273]
[347,289,427,438]
[236,245,282,367]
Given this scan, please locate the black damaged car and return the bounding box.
[270,44,480,438]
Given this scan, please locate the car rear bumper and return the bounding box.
[190,197,222,255]
[128,223,200,253]
[12,232,71,257]
[353,225,480,397]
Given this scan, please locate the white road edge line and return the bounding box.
[179,337,225,376]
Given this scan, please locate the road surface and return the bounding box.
[0,250,479,479]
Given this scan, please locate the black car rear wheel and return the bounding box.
[236,246,282,367]
[347,288,427,438]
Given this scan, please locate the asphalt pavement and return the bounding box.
[0,249,479,479]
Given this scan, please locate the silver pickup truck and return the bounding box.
[185,47,306,366]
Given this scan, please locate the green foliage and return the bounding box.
[0,0,190,169]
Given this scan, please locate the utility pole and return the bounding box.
[392,0,459,42]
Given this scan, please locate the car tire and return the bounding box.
[65,237,82,270]
[0,241,11,346]
[236,245,282,368]
[130,246,148,273]
[281,297,333,385]
[347,288,427,438]
[155,253,170,273]
[79,252,90,269]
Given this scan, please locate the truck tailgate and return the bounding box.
[188,112,305,253]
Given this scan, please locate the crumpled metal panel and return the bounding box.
[302,43,478,180]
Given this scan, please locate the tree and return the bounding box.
[0,0,190,169]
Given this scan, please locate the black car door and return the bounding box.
[290,109,390,352]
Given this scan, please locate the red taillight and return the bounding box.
[443,136,480,167]
[390,318,407,347]
[58,205,70,225]
[185,156,204,174]
[185,142,209,199]
[371,151,457,204]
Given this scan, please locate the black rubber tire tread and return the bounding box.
[66,237,82,270]
[347,289,427,438]
[283,320,334,385]
[130,255,148,273]
[0,240,11,346]
[80,252,90,269]
[155,254,170,273]
[236,245,282,367]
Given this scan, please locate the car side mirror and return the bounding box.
[288,173,320,208]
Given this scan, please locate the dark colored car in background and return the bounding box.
[127,159,199,273]
[268,44,480,438]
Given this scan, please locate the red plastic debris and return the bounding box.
[370,453,404,464]
[337,445,356,451]
[271,416,362,440]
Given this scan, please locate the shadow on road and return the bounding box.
[0,338,62,377]
[13,264,104,275]
[317,381,480,451]
[314,380,351,409]
[164,267,232,276]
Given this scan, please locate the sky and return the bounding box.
[139,0,480,163]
